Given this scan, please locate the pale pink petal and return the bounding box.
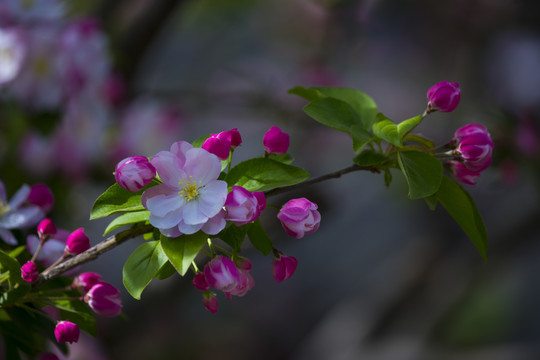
[150,151,185,188]
[183,148,221,185]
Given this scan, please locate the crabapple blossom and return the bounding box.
[115,156,156,192]
[21,261,39,282]
[65,228,90,256]
[142,141,228,236]
[448,161,481,185]
[37,218,56,239]
[224,186,265,226]
[272,253,298,283]
[72,272,103,293]
[192,272,210,291]
[0,27,26,86]
[225,268,255,298]
[203,256,240,293]
[217,128,242,148]
[27,184,54,213]
[84,282,122,318]
[452,124,494,171]
[54,321,79,344]
[426,81,460,113]
[27,229,70,267]
[203,291,218,314]
[263,126,290,154]
[202,136,231,160]
[277,198,321,239]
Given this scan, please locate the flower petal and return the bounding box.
[182,201,208,225]
[150,151,186,188]
[183,148,221,185]
[0,228,17,245]
[0,206,44,229]
[9,184,30,209]
[142,184,183,217]
[201,210,226,235]
[198,181,227,218]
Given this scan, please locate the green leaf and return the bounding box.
[403,134,435,149]
[90,182,156,220]
[353,150,388,167]
[52,300,97,336]
[103,210,151,235]
[397,150,443,199]
[155,261,176,280]
[397,115,423,139]
[226,158,309,192]
[247,219,273,256]
[160,232,208,276]
[122,241,169,300]
[351,125,374,153]
[191,133,211,148]
[0,251,30,307]
[436,176,488,261]
[267,153,294,165]
[372,113,401,147]
[287,86,325,102]
[7,246,26,259]
[304,97,360,132]
[220,223,251,252]
[384,169,393,187]
[425,194,438,210]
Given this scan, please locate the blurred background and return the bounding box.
[2,0,540,359]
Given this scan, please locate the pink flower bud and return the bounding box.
[192,272,209,291]
[226,268,255,297]
[216,128,242,148]
[54,321,80,344]
[253,191,266,218]
[263,126,290,154]
[27,184,54,212]
[236,257,252,271]
[452,124,494,172]
[202,136,231,160]
[72,272,102,293]
[115,156,156,192]
[84,282,122,317]
[427,81,460,113]
[21,261,39,282]
[272,254,298,283]
[277,198,321,239]
[203,291,218,314]
[39,353,60,360]
[203,256,240,292]
[65,228,90,255]
[448,161,481,185]
[37,218,57,239]
[225,186,263,226]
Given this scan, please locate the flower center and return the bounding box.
[178,177,203,202]
[0,201,10,216]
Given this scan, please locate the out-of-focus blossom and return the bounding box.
[65,228,90,256]
[452,124,494,172]
[19,132,55,177]
[225,268,255,298]
[58,18,110,98]
[448,161,481,185]
[225,186,265,226]
[21,261,38,282]
[101,72,126,107]
[0,27,26,86]
[202,291,218,314]
[115,156,156,192]
[54,321,79,344]
[272,253,298,283]
[277,198,321,239]
[263,126,290,154]
[84,282,122,318]
[203,256,240,293]
[27,229,69,267]
[27,183,54,213]
[426,81,460,113]
[9,27,63,109]
[142,141,227,237]
[72,272,103,294]
[202,136,231,160]
[236,257,252,271]
[37,218,56,239]
[114,98,183,161]
[192,272,209,291]
[0,180,44,245]
[38,353,59,360]
[0,0,65,24]
[515,117,539,156]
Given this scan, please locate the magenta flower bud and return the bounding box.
[277,198,321,239]
[227,268,255,297]
[54,321,80,344]
[448,161,481,185]
[65,228,90,255]
[72,272,102,293]
[115,155,156,192]
[263,126,290,154]
[225,186,262,225]
[39,353,60,360]
[84,282,122,317]
[203,291,218,314]
[236,257,252,271]
[453,123,492,142]
[37,218,57,239]
[202,136,231,160]
[216,128,242,148]
[272,254,298,283]
[21,261,39,282]
[192,272,210,291]
[452,124,494,172]
[426,81,461,113]
[253,191,266,219]
[203,255,240,292]
[27,184,54,212]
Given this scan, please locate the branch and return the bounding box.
[36,224,154,285]
[264,164,380,197]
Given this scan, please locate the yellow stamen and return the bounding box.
[0,201,10,216]
[178,179,200,202]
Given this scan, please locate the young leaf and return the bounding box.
[397,150,443,199]
[353,150,388,167]
[160,232,208,276]
[226,158,309,192]
[403,134,435,149]
[436,176,488,261]
[350,125,374,153]
[90,183,155,220]
[287,86,325,102]
[122,241,169,300]
[220,223,251,253]
[247,219,273,256]
[303,97,360,132]
[397,115,423,139]
[0,250,30,307]
[372,113,401,147]
[103,210,151,235]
